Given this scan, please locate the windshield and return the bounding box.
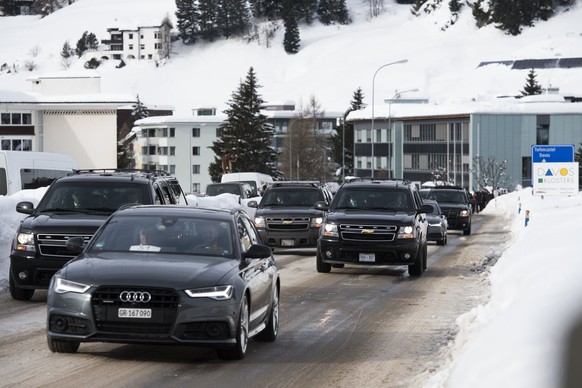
[332,187,413,211]
[37,182,150,213]
[89,214,233,257]
[262,188,322,207]
[426,190,467,203]
[207,184,240,196]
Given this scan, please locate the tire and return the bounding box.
[423,244,428,271]
[463,224,472,235]
[9,270,34,301]
[217,295,249,360]
[408,246,425,277]
[256,286,279,342]
[316,252,332,273]
[47,337,80,353]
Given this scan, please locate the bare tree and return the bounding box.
[368,0,385,18]
[472,155,511,190]
[279,96,327,181]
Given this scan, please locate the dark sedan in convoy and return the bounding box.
[46,205,280,360]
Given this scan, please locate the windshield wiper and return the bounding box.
[84,207,118,212]
[40,208,90,213]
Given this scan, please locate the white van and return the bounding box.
[0,151,78,196]
[220,172,273,197]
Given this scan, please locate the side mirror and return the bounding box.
[247,200,258,208]
[243,244,272,259]
[314,201,329,211]
[66,236,85,253]
[16,201,35,215]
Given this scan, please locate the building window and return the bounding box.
[129,33,133,39]
[1,113,10,124]
[169,127,175,137]
[192,127,200,137]
[147,128,155,137]
[129,44,134,50]
[148,146,156,155]
[1,138,32,151]
[148,54,153,60]
[169,165,176,174]
[192,165,200,174]
[170,147,176,156]
[192,146,200,156]
[22,114,32,124]
[522,156,532,179]
[192,183,201,193]
[1,113,32,125]
[536,115,550,145]
[161,128,168,137]
[158,147,168,155]
[216,128,223,137]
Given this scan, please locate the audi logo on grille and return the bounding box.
[119,291,152,303]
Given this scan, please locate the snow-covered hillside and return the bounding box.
[1,0,581,115]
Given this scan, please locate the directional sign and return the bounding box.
[531,145,575,163]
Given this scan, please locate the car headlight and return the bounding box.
[397,225,416,239]
[54,276,90,294]
[321,222,338,237]
[185,285,233,300]
[311,217,323,228]
[460,209,470,217]
[13,232,36,252]
[254,216,265,228]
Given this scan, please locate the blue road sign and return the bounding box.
[531,145,575,163]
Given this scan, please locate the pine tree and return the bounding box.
[471,0,490,28]
[60,41,74,59]
[0,0,20,16]
[209,67,279,182]
[175,0,198,44]
[317,0,334,25]
[490,0,523,35]
[131,95,150,122]
[297,0,317,24]
[198,0,219,41]
[283,4,300,54]
[249,0,283,19]
[86,32,99,51]
[449,0,461,13]
[520,69,543,96]
[335,0,350,24]
[330,87,364,180]
[75,31,89,57]
[216,0,250,39]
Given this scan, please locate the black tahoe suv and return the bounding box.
[248,181,333,248]
[9,169,188,301]
[423,186,472,235]
[315,179,432,277]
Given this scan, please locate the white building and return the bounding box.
[99,20,172,62]
[134,109,226,194]
[1,71,135,169]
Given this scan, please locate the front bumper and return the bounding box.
[47,286,241,347]
[318,238,419,266]
[258,229,319,248]
[10,253,71,289]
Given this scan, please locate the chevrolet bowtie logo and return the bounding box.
[361,229,374,234]
[283,220,293,225]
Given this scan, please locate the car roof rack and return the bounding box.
[270,181,321,188]
[70,168,173,179]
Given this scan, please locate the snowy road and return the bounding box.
[0,212,506,388]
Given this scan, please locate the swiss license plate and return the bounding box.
[118,308,152,319]
[281,239,295,247]
[359,253,376,262]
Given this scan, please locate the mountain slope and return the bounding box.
[0,0,581,114]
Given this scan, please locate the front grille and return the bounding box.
[37,233,93,259]
[91,286,180,335]
[340,224,397,242]
[266,217,310,231]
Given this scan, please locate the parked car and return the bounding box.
[423,199,448,246]
[315,179,432,276]
[9,169,188,301]
[46,205,280,360]
[248,181,333,248]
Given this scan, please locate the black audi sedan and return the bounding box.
[46,205,280,360]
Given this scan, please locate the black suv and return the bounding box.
[9,169,188,301]
[423,186,472,235]
[248,181,333,248]
[315,179,432,276]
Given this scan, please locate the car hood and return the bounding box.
[60,253,240,289]
[437,202,470,210]
[326,210,417,225]
[256,207,323,217]
[20,213,109,233]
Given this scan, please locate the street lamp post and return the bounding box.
[371,59,408,178]
[341,108,353,182]
[387,88,418,178]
